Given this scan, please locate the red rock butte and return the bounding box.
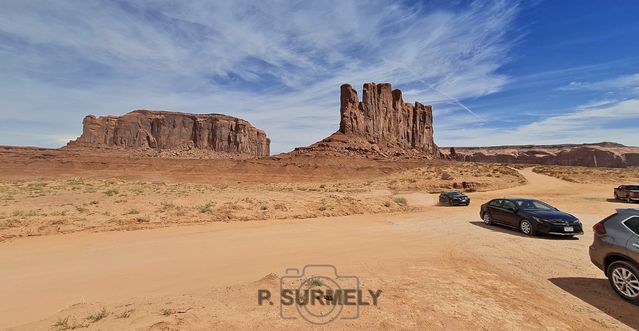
[67,110,270,158]
[340,83,437,154]
[293,82,439,158]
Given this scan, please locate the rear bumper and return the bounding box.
[589,245,605,273]
[617,193,639,201]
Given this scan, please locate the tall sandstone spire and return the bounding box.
[292,82,438,158]
[338,83,437,156]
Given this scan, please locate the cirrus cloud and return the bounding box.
[0,0,520,153]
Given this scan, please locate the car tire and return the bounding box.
[520,219,535,236]
[607,261,639,305]
[482,213,492,225]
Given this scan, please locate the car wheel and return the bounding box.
[608,261,639,305]
[482,213,492,225]
[520,219,535,236]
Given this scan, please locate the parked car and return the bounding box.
[614,184,639,203]
[589,208,639,304]
[439,191,470,206]
[480,198,583,236]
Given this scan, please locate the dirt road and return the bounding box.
[1,168,637,330]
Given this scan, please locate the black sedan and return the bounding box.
[439,191,470,206]
[479,198,583,236]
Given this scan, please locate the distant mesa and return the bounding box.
[66,110,270,158]
[291,82,439,158]
[443,143,639,168]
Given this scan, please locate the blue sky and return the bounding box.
[0,0,637,153]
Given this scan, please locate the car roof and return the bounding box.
[616,208,639,215]
[442,191,463,195]
[499,197,536,201]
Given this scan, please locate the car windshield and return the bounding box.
[625,185,639,190]
[512,199,555,210]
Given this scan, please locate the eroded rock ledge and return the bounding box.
[67,110,270,158]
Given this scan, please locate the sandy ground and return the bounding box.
[0,148,524,241]
[1,164,638,330]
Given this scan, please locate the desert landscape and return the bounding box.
[0,80,638,330]
[1,154,638,330]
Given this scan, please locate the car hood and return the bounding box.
[524,210,577,221]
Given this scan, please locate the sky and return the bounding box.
[0,0,638,153]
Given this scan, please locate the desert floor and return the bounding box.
[0,149,638,330]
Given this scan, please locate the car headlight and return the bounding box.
[532,216,547,223]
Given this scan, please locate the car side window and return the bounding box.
[624,216,639,235]
[489,200,502,207]
[502,200,517,211]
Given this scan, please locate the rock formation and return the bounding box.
[340,83,437,154]
[442,142,639,168]
[292,83,438,158]
[67,110,270,158]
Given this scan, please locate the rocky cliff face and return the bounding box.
[443,143,639,168]
[339,83,437,155]
[67,110,270,158]
[292,83,438,158]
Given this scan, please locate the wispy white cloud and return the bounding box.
[436,99,639,147]
[559,73,639,92]
[0,0,519,153]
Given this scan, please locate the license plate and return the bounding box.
[564,226,574,232]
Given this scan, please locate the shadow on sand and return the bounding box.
[469,221,579,240]
[550,277,639,330]
[606,198,638,204]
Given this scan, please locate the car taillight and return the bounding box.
[593,222,607,235]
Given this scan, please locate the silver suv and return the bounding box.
[589,208,639,304]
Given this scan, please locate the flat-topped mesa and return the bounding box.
[67,110,270,158]
[338,83,437,156]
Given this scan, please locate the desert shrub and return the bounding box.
[86,307,109,322]
[117,309,134,319]
[104,189,119,196]
[198,202,216,213]
[159,202,176,212]
[393,197,407,206]
[51,316,87,330]
[160,308,174,316]
[306,278,323,287]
